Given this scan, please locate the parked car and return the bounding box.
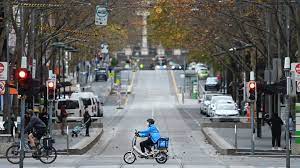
[171,64,182,70]
[214,103,239,121]
[205,77,220,91]
[196,67,209,79]
[95,68,108,81]
[199,93,222,115]
[55,98,85,121]
[207,95,234,117]
[71,92,98,116]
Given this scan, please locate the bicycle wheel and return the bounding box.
[155,152,168,164]
[6,144,22,164]
[123,151,136,164]
[39,146,57,164]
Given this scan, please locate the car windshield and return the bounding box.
[58,100,79,109]
[206,95,221,101]
[207,77,217,82]
[82,98,92,106]
[213,96,232,102]
[217,104,236,110]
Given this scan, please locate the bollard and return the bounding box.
[66,125,69,155]
[234,124,237,150]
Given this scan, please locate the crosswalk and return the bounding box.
[2,165,288,168]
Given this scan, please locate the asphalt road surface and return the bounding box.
[1,70,299,167]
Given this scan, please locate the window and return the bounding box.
[58,100,79,109]
[82,98,92,106]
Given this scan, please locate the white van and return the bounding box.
[55,98,85,121]
[70,92,97,116]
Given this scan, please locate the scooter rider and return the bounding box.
[137,118,161,156]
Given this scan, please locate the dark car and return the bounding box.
[95,68,108,81]
[205,77,220,91]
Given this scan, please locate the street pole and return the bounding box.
[284,56,291,168]
[285,1,291,167]
[20,3,25,168]
[183,53,186,104]
[19,96,26,168]
[250,101,255,155]
[48,100,53,135]
[250,71,255,155]
[4,0,11,137]
[63,51,66,99]
[58,48,62,99]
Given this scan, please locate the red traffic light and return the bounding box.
[248,81,256,92]
[48,81,55,88]
[16,68,29,80]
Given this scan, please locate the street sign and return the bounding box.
[32,59,36,79]
[291,63,300,80]
[0,81,5,95]
[21,56,27,68]
[95,6,108,26]
[297,81,300,93]
[101,43,109,54]
[0,62,8,81]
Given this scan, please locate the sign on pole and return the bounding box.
[0,62,8,81]
[95,6,108,26]
[291,63,300,80]
[32,59,36,79]
[0,81,5,95]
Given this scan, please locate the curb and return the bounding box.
[169,70,181,103]
[202,127,235,155]
[127,71,136,94]
[57,128,103,155]
[202,127,300,157]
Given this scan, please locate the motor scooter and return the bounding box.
[123,130,169,164]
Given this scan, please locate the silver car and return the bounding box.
[199,93,222,115]
[207,95,234,117]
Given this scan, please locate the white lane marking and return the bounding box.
[152,105,155,119]
[185,108,201,127]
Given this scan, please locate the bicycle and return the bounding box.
[6,136,57,164]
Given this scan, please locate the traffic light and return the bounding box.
[46,80,56,100]
[16,68,31,95]
[248,81,256,101]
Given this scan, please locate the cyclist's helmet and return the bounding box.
[147,118,155,125]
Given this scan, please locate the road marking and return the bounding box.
[184,108,201,127]
[170,71,181,103]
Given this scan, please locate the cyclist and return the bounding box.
[137,118,160,157]
[24,110,47,152]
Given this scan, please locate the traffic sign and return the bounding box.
[0,81,5,95]
[291,63,300,80]
[297,81,300,93]
[0,62,8,81]
[95,6,108,26]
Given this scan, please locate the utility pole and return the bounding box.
[20,2,25,167]
[285,2,291,166]
[249,71,256,155]
[4,0,11,138]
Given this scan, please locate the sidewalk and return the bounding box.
[0,128,103,157]
[53,128,103,155]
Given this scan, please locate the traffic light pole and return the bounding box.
[19,96,26,168]
[48,100,53,135]
[250,101,255,155]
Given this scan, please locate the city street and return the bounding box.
[1,70,299,167]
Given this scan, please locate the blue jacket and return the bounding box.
[139,124,161,143]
